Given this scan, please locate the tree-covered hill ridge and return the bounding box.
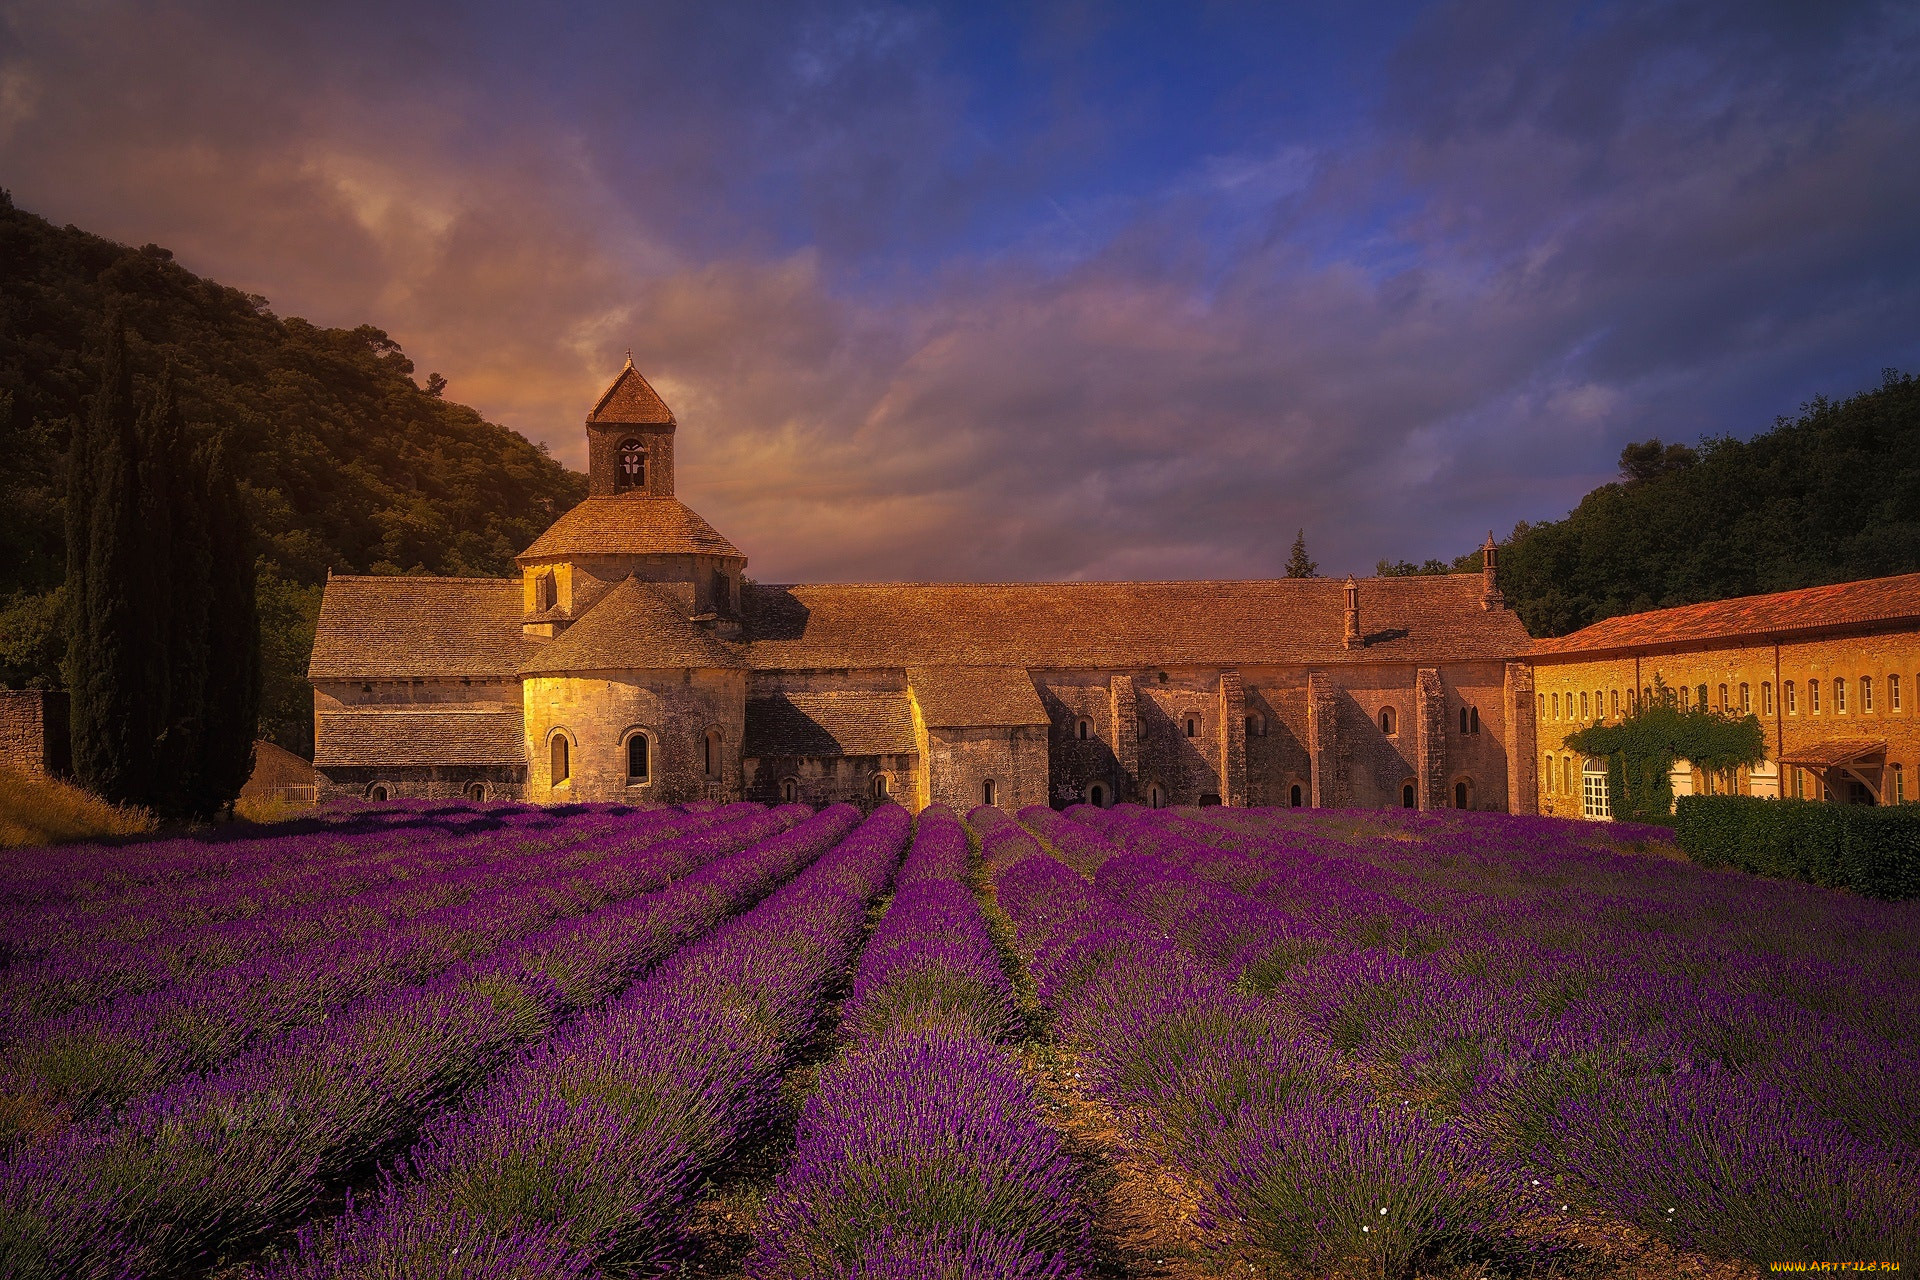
[1380,369,1920,638]
[0,191,587,747]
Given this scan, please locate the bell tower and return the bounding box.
[585,353,676,498]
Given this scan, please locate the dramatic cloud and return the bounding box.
[2,0,1916,581]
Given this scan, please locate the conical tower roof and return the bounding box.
[588,354,675,425]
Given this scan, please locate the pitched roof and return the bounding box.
[309,576,534,680]
[1531,572,1920,657]
[518,577,744,674]
[588,358,675,425]
[1778,737,1886,769]
[742,692,918,758]
[518,497,745,563]
[314,705,526,768]
[739,575,1531,670]
[908,666,1049,727]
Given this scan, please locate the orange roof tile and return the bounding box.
[517,497,744,563]
[908,666,1049,727]
[309,576,534,680]
[1531,572,1920,657]
[518,577,744,674]
[740,575,1530,670]
[742,692,918,758]
[1778,738,1887,769]
[587,358,675,425]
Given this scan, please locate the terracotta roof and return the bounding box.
[518,577,744,675]
[1778,738,1886,769]
[309,576,534,680]
[1532,572,1920,657]
[742,692,918,758]
[908,666,1049,727]
[314,705,526,768]
[588,358,675,425]
[518,497,744,563]
[739,576,1530,670]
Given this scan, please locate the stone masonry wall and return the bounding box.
[0,690,69,778]
[522,669,745,804]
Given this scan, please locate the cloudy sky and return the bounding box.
[3,1,1917,582]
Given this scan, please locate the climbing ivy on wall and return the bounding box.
[1567,675,1767,823]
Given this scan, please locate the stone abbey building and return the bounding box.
[309,359,1540,813]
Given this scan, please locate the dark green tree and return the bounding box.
[1285,529,1318,578]
[191,439,259,817]
[64,312,158,807]
[143,369,215,814]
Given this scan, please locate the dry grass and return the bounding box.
[232,795,314,826]
[0,766,155,848]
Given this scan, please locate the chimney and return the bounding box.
[1481,531,1505,610]
[1343,575,1361,649]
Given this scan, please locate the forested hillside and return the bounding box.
[1382,371,1920,638]
[0,192,586,752]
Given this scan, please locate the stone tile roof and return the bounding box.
[314,705,526,768]
[1778,737,1888,769]
[908,666,1049,727]
[517,497,744,563]
[742,692,918,758]
[740,575,1531,670]
[309,576,533,680]
[1531,572,1920,657]
[588,358,675,425]
[518,577,744,675]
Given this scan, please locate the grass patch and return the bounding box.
[0,767,155,848]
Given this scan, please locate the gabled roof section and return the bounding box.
[518,577,743,675]
[742,691,918,758]
[740,575,1532,670]
[309,576,534,680]
[1531,572,1920,657]
[518,497,745,563]
[909,666,1049,727]
[588,357,675,425]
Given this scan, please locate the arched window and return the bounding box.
[1594,690,1603,719]
[1697,683,1708,710]
[1544,754,1554,794]
[1809,680,1821,713]
[1834,678,1846,713]
[1454,779,1470,809]
[1562,755,1574,795]
[1611,689,1620,717]
[1185,717,1197,738]
[779,777,798,804]
[1245,713,1267,738]
[1147,784,1165,809]
[1551,693,1560,719]
[1289,783,1303,808]
[1469,707,1480,735]
[1680,686,1690,710]
[1401,781,1415,809]
[1891,674,1902,711]
[550,733,571,785]
[367,783,390,802]
[1762,682,1773,715]
[463,782,485,803]
[1582,757,1612,820]
[1739,683,1750,713]
[704,727,723,779]
[625,732,649,784]
[1076,718,1090,741]
[1718,683,1728,712]
[1580,692,1589,719]
[1460,707,1470,734]
[1642,685,1652,709]
[1862,676,1872,712]
[616,438,646,490]
[1539,694,1546,719]
[982,778,996,807]
[1380,707,1397,736]
[871,773,890,801]
[1087,782,1106,808]
[1786,681,1797,714]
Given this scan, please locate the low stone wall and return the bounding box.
[0,689,70,778]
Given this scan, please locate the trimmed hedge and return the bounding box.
[1673,796,1920,899]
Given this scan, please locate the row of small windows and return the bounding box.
[1069,704,1476,743]
[1545,674,1908,722]
[547,727,728,787]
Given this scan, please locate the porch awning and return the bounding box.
[1778,738,1886,770]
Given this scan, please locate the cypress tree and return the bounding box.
[65,313,158,807]
[192,439,259,818]
[144,370,213,818]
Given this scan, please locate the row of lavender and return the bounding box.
[260,802,904,1278]
[0,804,735,1152]
[0,802,833,1277]
[1042,804,1917,1269]
[747,803,1086,1280]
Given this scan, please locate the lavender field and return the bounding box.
[0,799,1912,1278]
